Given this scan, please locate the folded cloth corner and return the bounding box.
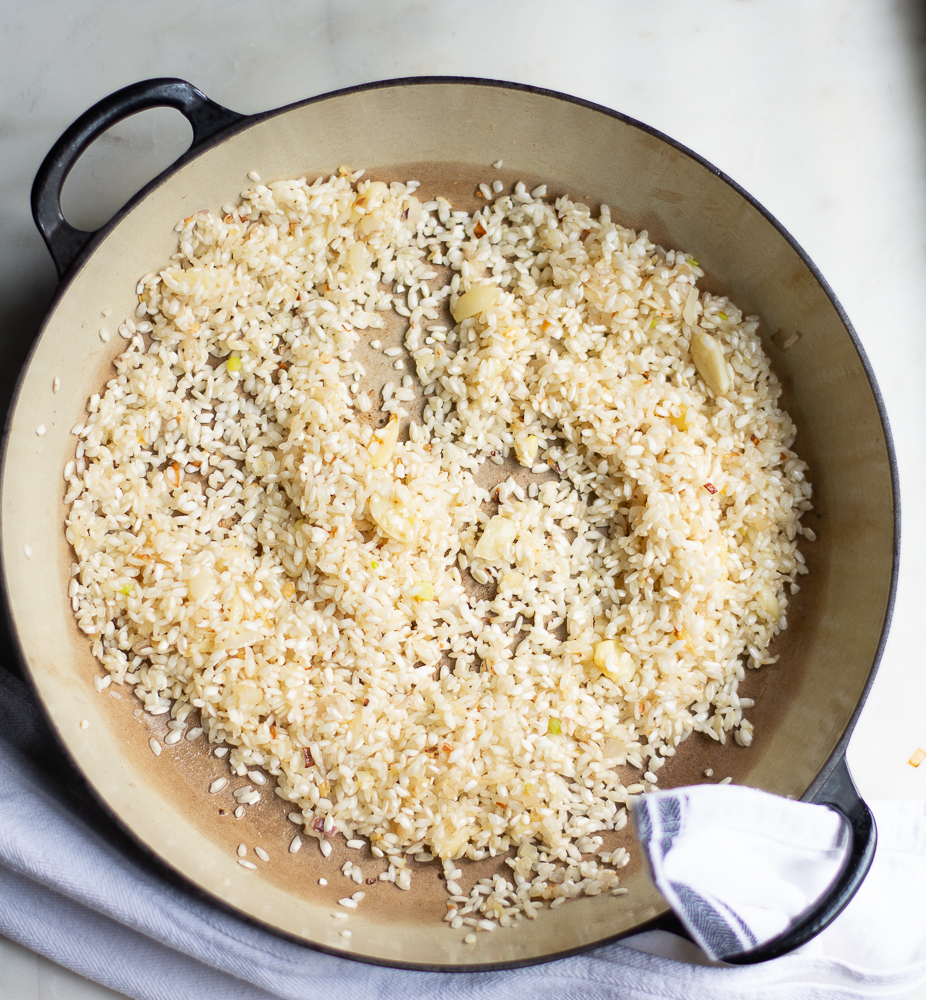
[633,783,850,961]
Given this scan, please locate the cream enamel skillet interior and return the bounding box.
[2,79,898,968]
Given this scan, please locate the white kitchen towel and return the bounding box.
[3,664,926,1000]
[633,784,851,961]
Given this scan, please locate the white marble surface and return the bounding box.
[1,0,924,996]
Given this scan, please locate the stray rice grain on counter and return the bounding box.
[65,169,811,930]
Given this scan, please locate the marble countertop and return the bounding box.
[2,1,924,995]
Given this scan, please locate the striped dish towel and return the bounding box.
[633,783,850,960]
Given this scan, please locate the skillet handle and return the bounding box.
[31,78,245,277]
[721,757,877,964]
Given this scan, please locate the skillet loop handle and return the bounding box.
[31,78,245,277]
[722,758,877,964]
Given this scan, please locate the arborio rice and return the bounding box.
[66,168,811,927]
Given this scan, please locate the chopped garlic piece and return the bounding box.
[187,566,214,603]
[355,180,389,212]
[411,582,434,601]
[369,491,415,545]
[514,434,539,467]
[691,331,731,396]
[452,284,500,322]
[368,415,399,468]
[474,515,518,562]
[593,640,635,686]
[437,825,470,860]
